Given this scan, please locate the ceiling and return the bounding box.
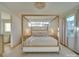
[1,2,79,15]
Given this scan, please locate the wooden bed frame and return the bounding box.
[21,14,60,53]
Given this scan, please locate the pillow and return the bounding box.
[48,29,58,39]
[23,29,31,37]
[32,31,48,37]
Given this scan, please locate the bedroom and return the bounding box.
[0,2,79,57]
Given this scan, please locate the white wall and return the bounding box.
[11,15,21,47]
[59,16,64,44]
[74,10,79,53]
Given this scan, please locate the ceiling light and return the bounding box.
[34,2,46,9]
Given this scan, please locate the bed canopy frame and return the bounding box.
[21,14,60,52]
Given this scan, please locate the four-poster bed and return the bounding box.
[21,14,60,53]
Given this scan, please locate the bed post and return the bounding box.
[58,16,61,53]
[21,15,24,50]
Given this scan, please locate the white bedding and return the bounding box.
[23,36,57,46]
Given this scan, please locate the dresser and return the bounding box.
[0,35,4,56]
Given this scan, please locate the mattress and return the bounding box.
[23,36,58,46]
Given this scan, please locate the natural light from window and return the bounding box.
[5,23,11,32]
[28,22,49,27]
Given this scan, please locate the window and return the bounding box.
[66,16,75,38]
[28,22,49,27]
[5,23,11,32]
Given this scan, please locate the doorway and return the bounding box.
[0,12,12,56]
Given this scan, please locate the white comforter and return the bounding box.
[23,36,58,46]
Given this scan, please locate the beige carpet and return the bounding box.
[3,44,78,57]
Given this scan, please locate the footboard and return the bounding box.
[23,46,60,52]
